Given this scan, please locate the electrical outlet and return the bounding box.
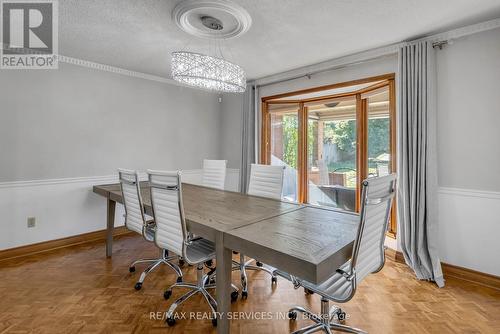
[27,217,36,228]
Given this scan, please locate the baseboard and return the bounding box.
[385,247,405,263]
[441,262,500,290]
[389,250,500,291]
[0,226,132,262]
[4,231,499,291]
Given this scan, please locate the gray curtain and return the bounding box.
[398,41,444,287]
[239,81,257,194]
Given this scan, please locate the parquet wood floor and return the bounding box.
[1,234,499,334]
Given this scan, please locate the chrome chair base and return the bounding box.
[233,254,277,297]
[289,298,367,334]
[129,249,183,290]
[163,263,239,327]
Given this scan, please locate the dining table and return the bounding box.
[93,182,359,334]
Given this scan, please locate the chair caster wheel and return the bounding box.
[256,261,263,267]
[335,309,346,322]
[205,260,213,267]
[134,282,142,290]
[164,289,172,300]
[271,276,277,284]
[288,311,297,320]
[176,276,183,283]
[230,291,239,302]
[166,316,176,327]
[212,318,217,327]
[178,259,185,267]
[304,288,314,295]
[129,266,135,273]
[241,291,248,299]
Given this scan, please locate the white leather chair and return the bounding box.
[247,163,285,199]
[147,170,239,327]
[202,159,227,190]
[118,169,183,290]
[236,163,285,298]
[283,174,397,334]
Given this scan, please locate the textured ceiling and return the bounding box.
[59,0,500,80]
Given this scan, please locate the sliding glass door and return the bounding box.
[266,102,300,202]
[307,97,357,211]
[261,75,397,234]
[365,87,392,179]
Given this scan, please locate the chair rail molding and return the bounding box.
[0,175,117,189]
[438,186,500,200]
[0,169,240,251]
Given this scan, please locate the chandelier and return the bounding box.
[171,51,246,93]
[171,1,251,93]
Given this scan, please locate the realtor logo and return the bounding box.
[1,0,58,69]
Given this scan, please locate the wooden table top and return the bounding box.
[225,206,359,283]
[93,182,359,284]
[93,182,302,233]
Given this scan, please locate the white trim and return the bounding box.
[410,17,500,44]
[57,55,184,86]
[0,168,241,190]
[439,187,500,200]
[254,18,500,87]
[0,175,117,189]
[255,45,400,87]
[0,42,183,86]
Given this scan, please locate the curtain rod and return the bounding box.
[255,53,396,89]
[254,17,500,89]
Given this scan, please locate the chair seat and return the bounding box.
[185,238,216,264]
[294,261,354,302]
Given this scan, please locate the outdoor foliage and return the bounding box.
[279,116,389,173]
[282,115,298,168]
[280,116,318,169]
[367,118,390,158]
[323,118,389,158]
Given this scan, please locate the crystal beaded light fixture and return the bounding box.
[171,0,251,93]
[171,51,246,93]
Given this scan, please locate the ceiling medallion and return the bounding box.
[172,0,252,39]
[171,0,250,93]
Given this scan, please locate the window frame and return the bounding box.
[261,73,397,237]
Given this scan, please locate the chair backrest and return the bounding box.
[202,159,227,190]
[118,169,146,236]
[147,170,187,257]
[247,164,285,200]
[351,174,396,284]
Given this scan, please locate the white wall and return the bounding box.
[438,188,500,276]
[220,93,244,170]
[437,28,500,191]
[0,62,229,249]
[0,63,222,182]
[436,28,500,276]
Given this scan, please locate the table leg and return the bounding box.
[106,199,116,257]
[215,231,231,333]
